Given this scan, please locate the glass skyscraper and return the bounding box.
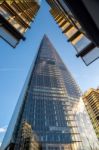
[1,35,99,150]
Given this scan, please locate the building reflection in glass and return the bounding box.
[73,98,99,150]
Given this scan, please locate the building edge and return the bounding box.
[0,38,43,150]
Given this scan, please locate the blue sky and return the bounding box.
[0,0,99,145]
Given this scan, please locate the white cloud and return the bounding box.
[0,126,7,148]
[0,126,7,133]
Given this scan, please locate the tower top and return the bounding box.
[43,34,49,39]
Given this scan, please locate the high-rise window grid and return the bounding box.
[2,36,99,150]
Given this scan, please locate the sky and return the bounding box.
[0,0,99,145]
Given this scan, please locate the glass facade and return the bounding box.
[74,98,99,150]
[46,0,99,66]
[1,35,99,150]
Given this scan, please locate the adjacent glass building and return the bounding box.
[74,98,99,150]
[1,35,99,150]
[82,88,99,140]
[0,0,40,47]
[46,0,99,65]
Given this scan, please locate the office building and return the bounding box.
[0,0,40,47]
[1,35,99,150]
[46,0,99,65]
[82,88,99,140]
[59,0,99,47]
[74,98,99,149]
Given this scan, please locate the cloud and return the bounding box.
[0,126,7,147]
[0,126,7,133]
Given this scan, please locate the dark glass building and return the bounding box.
[46,0,99,65]
[1,35,99,150]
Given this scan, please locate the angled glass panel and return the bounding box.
[72,34,91,52]
[82,47,99,65]
[0,26,19,47]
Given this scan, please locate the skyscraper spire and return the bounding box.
[1,35,99,150]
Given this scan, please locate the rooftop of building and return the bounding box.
[83,88,99,98]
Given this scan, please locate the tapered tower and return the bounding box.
[1,35,99,150]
